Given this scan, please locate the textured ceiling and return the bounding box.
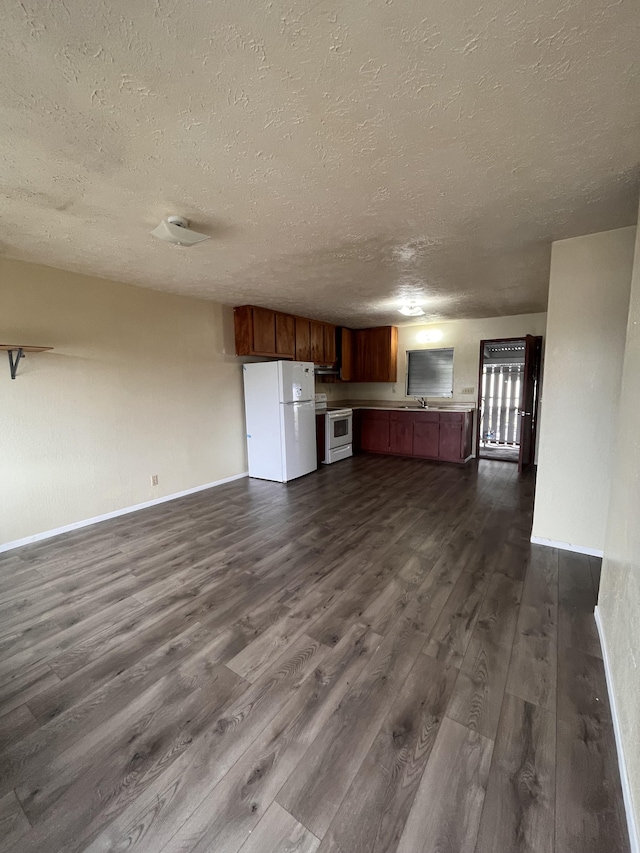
[1,0,639,327]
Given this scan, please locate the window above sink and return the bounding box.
[406,348,454,398]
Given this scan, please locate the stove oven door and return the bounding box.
[327,411,353,450]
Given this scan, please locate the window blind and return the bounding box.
[406,348,454,397]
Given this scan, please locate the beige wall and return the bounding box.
[0,257,247,548]
[532,227,635,553]
[322,311,547,410]
[598,210,640,838]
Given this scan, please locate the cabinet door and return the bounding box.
[323,325,337,365]
[295,318,311,361]
[354,330,370,381]
[369,327,398,382]
[389,414,413,455]
[341,328,354,381]
[275,313,295,358]
[252,307,276,354]
[413,420,440,458]
[353,327,398,382]
[367,328,390,382]
[310,321,325,364]
[439,420,464,461]
[360,411,390,452]
[234,306,252,356]
[386,326,398,382]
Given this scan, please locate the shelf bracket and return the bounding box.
[7,348,25,380]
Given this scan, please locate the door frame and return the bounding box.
[475,337,528,463]
[518,335,543,473]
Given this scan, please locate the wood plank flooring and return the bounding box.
[0,455,630,853]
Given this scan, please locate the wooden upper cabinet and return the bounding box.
[323,325,337,365]
[354,330,370,381]
[341,328,354,381]
[234,305,295,359]
[234,306,252,356]
[378,326,398,381]
[251,307,276,354]
[295,318,311,361]
[310,321,324,364]
[367,326,398,382]
[276,313,295,358]
[235,305,395,379]
[353,326,398,382]
[235,306,269,356]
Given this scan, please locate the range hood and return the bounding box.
[315,325,347,375]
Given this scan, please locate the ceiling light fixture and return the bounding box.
[398,303,425,317]
[151,216,210,247]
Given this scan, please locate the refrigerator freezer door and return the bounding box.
[243,362,284,482]
[278,361,315,404]
[280,400,317,481]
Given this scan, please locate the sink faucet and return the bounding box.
[414,397,428,408]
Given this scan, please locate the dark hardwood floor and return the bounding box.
[0,455,630,853]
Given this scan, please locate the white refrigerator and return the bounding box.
[242,361,317,483]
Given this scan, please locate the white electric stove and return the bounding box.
[315,393,353,464]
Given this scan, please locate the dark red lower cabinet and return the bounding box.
[355,409,472,464]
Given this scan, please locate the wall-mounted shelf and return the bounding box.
[0,345,54,380]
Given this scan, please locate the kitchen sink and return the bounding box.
[399,404,438,410]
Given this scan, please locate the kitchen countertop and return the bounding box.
[330,399,475,413]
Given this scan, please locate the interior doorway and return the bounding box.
[476,336,542,471]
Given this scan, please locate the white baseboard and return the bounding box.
[594,606,639,853]
[0,472,249,554]
[530,535,604,558]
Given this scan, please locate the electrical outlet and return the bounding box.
[461,387,475,395]
[151,474,158,486]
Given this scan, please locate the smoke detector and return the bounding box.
[151,216,210,247]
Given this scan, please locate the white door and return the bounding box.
[279,361,315,403]
[281,400,317,481]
